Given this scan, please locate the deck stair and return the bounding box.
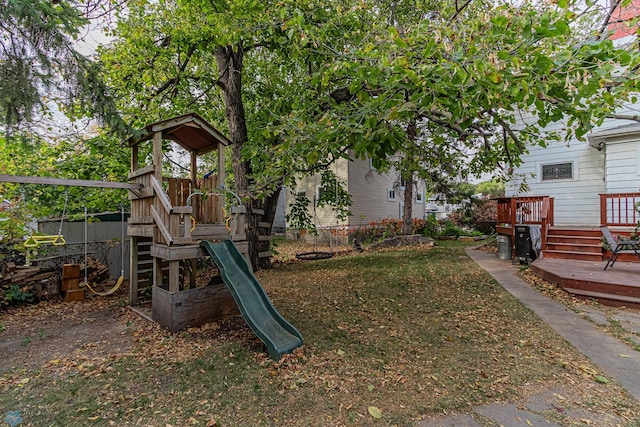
[543,227,604,262]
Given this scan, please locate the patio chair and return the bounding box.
[601,227,640,270]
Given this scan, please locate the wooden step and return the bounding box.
[548,228,601,238]
[547,235,602,244]
[530,257,640,309]
[543,227,607,261]
[563,288,640,309]
[543,250,603,262]
[545,242,603,254]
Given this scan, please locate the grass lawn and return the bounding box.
[1,240,639,426]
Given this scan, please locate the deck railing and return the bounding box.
[600,193,640,227]
[496,196,554,227]
[165,175,223,224]
[496,196,554,253]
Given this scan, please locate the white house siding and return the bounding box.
[602,135,640,224]
[508,97,640,227]
[347,158,426,225]
[286,157,427,229]
[604,135,640,193]
[287,158,351,229]
[507,139,605,226]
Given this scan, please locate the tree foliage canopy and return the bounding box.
[0,0,131,136]
[275,0,639,181]
[100,0,639,193]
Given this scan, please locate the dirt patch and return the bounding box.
[0,294,135,372]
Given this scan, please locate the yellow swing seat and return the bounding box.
[24,235,66,248]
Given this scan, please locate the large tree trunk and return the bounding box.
[215,44,261,269]
[401,119,418,235]
[215,44,281,270]
[256,186,282,270]
[402,171,414,235]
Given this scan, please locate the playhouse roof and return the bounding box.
[133,113,231,155]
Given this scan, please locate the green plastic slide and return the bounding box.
[200,240,303,360]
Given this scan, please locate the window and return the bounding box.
[317,186,326,201]
[541,162,573,181]
[387,188,396,201]
[399,202,404,219]
[400,178,407,190]
[416,191,424,204]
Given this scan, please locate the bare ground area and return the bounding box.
[0,296,135,372]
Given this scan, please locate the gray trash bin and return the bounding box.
[497,235,512,260]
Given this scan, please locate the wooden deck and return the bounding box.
[530,257,640,308]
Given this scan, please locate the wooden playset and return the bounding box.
[127,113,248,331]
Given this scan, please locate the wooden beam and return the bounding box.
[150,176,174,214]
[0,174,142,189]
[128,164,155,179]
[150,205,174,245]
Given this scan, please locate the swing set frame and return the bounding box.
[0,173,136,292]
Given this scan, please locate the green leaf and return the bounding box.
[487,71,502,84]
[497,51,511,61]
[368,406,382,419]
[595,376,609,384]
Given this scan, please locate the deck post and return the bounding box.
[599,193,607,226]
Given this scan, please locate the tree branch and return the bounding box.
[450,0,474,22]
[596,0,623,40]
[490,111,525,153]
[607,113,640,122]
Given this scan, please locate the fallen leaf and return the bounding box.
[595,376,609,384]
[368,406,382,419]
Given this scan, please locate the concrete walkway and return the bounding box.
[418,248,640,427]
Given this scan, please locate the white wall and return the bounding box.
[604,136,640,193]
[507,137,605,226]
[285,157,427,228]
[347,158,426,225]
[287,158,351,229]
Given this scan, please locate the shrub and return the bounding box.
[348,217,437,244]
[439,221,464,237]
[445,199,496,235]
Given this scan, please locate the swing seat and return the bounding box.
[24,234,66,248]
[295,251,334,261]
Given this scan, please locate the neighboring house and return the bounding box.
[284,156,428,230]
[426,194,459,220]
